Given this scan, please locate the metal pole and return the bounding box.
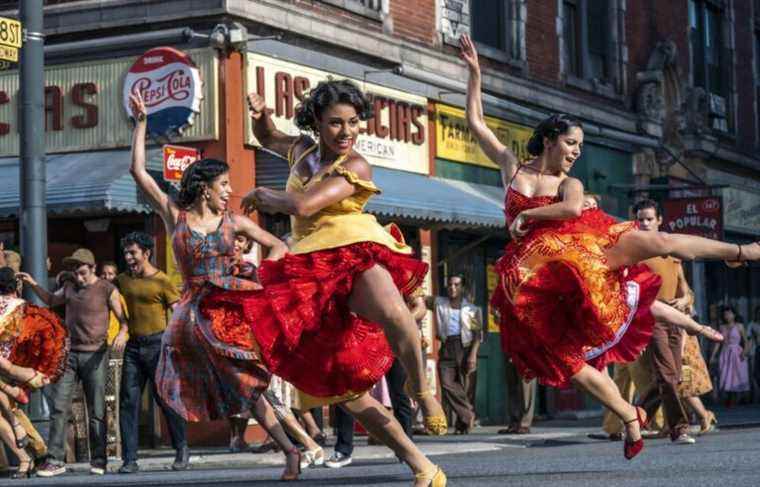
[20,0,48,423]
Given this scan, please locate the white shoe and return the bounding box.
[673,433,696,444]
[89,466,106,475]
[324,451,352,468]
[300,447,325,469]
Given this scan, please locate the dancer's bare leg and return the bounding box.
[349,265,445,426]
[571,365,643,443]
[0,413,30,469]
[650,301,724,342]
[605,230,760,270]
[250,396,299,478]
[341,393,436,486]
[684,396,707,421]
[297,409,321,438]
[280,413,320,452]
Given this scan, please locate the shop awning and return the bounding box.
[255,150,506,228]
[0,149,162,218]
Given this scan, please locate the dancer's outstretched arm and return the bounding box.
[128,91,179,233]
[460,34,519,184]
[650,300,723,343]
[248,93,299,159]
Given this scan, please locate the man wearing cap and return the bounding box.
[19,248,128,477]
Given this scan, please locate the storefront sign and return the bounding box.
[662,197,723,240]
[722,187,760,235]
[163,144,201,182]
[435,103,532,169]
[123,47,203,139]
[246,53,429,174]
[0,48,218,156]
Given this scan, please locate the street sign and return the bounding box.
[0,17,21,49]
[0,17,21,64]
[0,45,17,63]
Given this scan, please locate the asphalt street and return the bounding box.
[5,424,759,487]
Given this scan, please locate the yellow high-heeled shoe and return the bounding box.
[405,383,447,436]
[699,410,717,435]
[415,466,447,487]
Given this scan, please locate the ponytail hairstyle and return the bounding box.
[175,158,230,209]
[526,113,583,157]
[294,79,373,132]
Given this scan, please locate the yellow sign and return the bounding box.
[486,263,500,333]
[0,45,17,63]
[435,103,532,169]
[0,17,22,49]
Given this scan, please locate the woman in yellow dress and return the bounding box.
[232,80,446,486]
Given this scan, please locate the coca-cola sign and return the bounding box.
[163,144,200,182]
[123,47,202,139]
[662,197,723,240]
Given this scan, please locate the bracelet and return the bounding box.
[136,113,146,122]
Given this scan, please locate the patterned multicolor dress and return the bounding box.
[679,334,713,398]
[490,184,660,387]
[203,137,428,408]
[155,211,271,422]
[0,295,68,382]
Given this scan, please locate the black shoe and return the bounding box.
[171,447,190,471]
[118,462,139,474]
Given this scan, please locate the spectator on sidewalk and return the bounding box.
[709,305,751,407]
[19,248,128,477]
[426,275,482,434]
[498,352,536,435]
[746,306,760,402]
[115,232,188,474]
[634,199,698,445]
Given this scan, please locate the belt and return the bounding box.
[128,331,164,345]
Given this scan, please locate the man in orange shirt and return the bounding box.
[633,199,696,444]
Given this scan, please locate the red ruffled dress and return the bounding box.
[0,295,68,383]
[490,187,661,387]
[203,138,428,406]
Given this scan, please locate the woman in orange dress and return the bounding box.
[461,34,737,460]
[0,266,68,477]
[234,80,446,486]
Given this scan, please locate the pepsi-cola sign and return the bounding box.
[123,47,202,139]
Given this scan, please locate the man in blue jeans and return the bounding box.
[116,232,187,473]
[20,248,129,477]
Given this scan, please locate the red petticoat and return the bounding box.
[202,242,428,398]
[492,208,660,388]
[9,305,69,382]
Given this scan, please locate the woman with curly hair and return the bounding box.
[126,92,308,481]
[0,266,68,478]
[238,79,446,486]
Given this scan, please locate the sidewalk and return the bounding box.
[62,404,760,474]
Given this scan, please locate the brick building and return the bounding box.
[0,0,757,441]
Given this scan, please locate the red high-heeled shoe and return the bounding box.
[623,407,646,460]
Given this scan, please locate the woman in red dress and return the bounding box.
[239,80,446,486]
[127,93,304,481]
[460,34,738,460]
